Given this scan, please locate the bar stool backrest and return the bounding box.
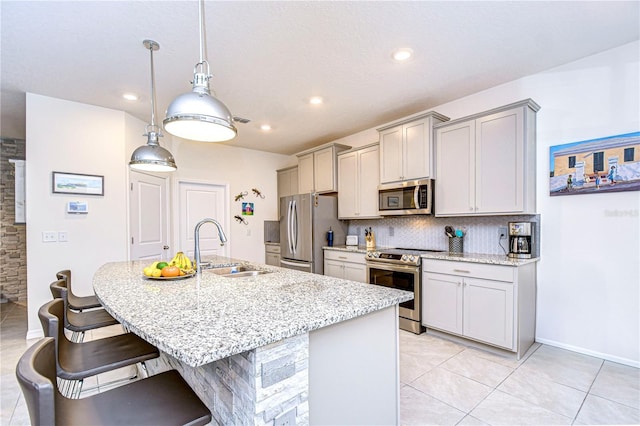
[38,299,70,376]
[15,337,58,426]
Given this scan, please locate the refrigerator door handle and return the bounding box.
[287,200,293,253]
[292,200,298,254]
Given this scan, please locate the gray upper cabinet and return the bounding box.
[378,112,449,184]
[434,99,540,216]
[296,143,350,194]
[337,143,381,219]
[277,166,298,199]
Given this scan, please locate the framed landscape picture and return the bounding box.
[549,131,640,196]
[52,172,104,196]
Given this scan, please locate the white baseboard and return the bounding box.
[26,328,44,340]
[536,337,639,368]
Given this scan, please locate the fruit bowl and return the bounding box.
[143,271,196,281]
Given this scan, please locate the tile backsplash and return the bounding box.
[348,214,540,256]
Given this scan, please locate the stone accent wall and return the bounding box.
[0,138,27,304]
[146,333,310,425]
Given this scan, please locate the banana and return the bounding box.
[169,251,194,274]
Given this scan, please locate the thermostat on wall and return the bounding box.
[67,201,88,214]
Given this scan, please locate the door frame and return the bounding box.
[173,178,231,257]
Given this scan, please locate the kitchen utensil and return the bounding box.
[455,229,464,238]
[445,226,455,238]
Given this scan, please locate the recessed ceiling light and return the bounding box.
[392,48,413,62]
[260,124,272,131]
[122,93,139,101]
[309,96,323,105]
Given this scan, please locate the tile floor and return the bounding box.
[2,301,639,425]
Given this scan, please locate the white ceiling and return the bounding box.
[2,1,638,155]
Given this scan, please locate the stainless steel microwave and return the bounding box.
[378,179,433,215]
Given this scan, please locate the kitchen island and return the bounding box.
[93,256,412,425]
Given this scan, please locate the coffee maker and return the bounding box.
[508,222,534,259]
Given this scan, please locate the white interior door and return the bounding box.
[177,181,229,259]
[129,171,169,260]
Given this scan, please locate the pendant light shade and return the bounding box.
[129,40,177,172]
[129,128,177,172]
[163,0,237,142]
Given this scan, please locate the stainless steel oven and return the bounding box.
[366,248,431,334]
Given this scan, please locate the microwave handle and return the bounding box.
[414,186,420,209]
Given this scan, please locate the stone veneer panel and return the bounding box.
[146,333,309,426]
[0,138,27,303]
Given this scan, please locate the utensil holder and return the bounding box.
[448,237,464,254]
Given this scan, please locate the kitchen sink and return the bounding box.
[206,265,271,278]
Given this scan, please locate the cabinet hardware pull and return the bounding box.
[338,256,347,259]
[453,269,470,273]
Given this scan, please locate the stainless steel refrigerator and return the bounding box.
[279,193,347,274]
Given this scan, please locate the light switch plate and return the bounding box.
[42,231,57,242]
[58,231,68,242]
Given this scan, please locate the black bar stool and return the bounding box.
[16,337,212,426]
[39,299,159,398]
[49,279,119,343]
[55,270,101,311]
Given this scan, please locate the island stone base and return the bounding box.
[146,333,310,425]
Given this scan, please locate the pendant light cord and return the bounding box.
[149,43,158,129]
[198,0,205,65]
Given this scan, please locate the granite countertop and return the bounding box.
[322,245,370,254]
[323,245,538,266]
[420,252,539,266]
[93,256,412,367]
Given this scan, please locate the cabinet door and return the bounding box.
[358,145,380,217]
[277,170,289,199]
[314,147,335,193]
[288,167,298,196]
[343,262,366,283]
[379,126,403,183]
[265,252,281,267]
[404,117,430,180]
[475,108,524,214]
[422,272,463,334]
[338,152,358,218]
[435,121,475,216]
[298,153,314,194]
[324,259,345,279]
[463,277,514,349]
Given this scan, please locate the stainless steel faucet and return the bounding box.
[194,218,228,273]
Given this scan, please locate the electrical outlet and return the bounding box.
[389,226,395,237]
[498,226,508,239]
[274,408,296,426]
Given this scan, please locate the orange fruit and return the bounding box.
[161,265,180,277]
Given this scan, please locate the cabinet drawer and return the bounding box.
[324,250,366,265]
[265,244,281,254]
[422,259,514,282]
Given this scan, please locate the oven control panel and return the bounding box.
[366,250,421,266]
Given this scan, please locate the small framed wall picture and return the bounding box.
[242,202,254,216]
[52,172,104,196]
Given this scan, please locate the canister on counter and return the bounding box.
[327,227,334,247]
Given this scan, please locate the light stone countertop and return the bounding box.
[93,256,412,367]
[420,252,539,266]
[323,245,539,266]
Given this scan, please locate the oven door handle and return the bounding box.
[366,262,421,273]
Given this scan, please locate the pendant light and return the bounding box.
[163,0,237,142]
[129,40,177,172]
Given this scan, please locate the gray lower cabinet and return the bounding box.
[422,259,536,359]
[323,250,367,283]
[265,244,281,267]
